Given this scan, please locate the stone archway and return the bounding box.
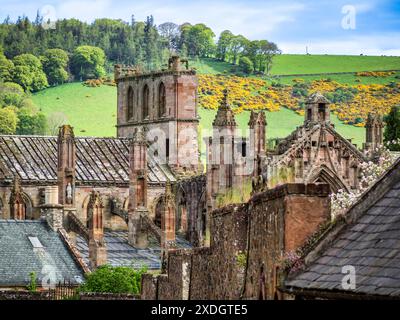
[22,193,33,220]
[309,165,349,193]
[154,197,164,229]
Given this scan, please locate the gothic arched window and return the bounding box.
[158,82,166,117]
[127,86,134,121]
[142,84,149,120]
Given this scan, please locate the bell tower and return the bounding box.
[115,55,200,174]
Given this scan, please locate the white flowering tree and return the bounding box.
[330,140,400,219]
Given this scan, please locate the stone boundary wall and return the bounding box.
[0,290,140,300]
[0,290,51,300]
[79,292,140,300]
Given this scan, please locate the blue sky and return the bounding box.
[1,0,399,55]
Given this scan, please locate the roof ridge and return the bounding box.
[0,134,129,140]
[0,219,44,223]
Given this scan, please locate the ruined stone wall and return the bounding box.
[116,71,200,173]
[0,185,46,220]
[141,203,248,300]
[116,72,197,130]
[243,184,330,300]
[141,183,330,300]
[175,175,206,245]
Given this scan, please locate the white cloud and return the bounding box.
[52,0,305,39]
[57,0,112,20]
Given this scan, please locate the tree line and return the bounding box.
[0,14,281,135]
[0,14,280,77]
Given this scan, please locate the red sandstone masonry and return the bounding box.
[140,183,330,300]
[243,183,330,299]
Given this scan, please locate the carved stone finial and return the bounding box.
[164,179,175,205]
[134,127,147,143]
[88,191,104,211]
[212,89,237,127]
[58,124,75,140]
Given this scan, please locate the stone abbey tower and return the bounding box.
[115,56,201,175]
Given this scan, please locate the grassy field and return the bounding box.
[33,54,396,149]
[271,54,400,75]
[32,82,117,137]
[32,82,365,151]
[275,72,400,85]
[191,55,400,76]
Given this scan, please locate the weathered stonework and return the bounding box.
[116,55,201,174]
[87,191,107,269]
[141,183,330,300]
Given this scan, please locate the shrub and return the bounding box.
[78,265,147,295]
[384,105,400,151]
[27,272,37,292]
[0,106,18,134]
[239,56,253,74]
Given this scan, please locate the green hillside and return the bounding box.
[32,54,398,148]
[32,81,365,148]
[191,55,400,75]
[271,54,400,75]
[33,83,117,137]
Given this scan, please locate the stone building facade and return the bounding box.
[255,92,377,194]
[115,55,201,175]
[0,55,388,289]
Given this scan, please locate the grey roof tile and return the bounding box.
[0,136,176,184]
[285,159,400,297]
[0,219,84,287]
[75,231,192,270]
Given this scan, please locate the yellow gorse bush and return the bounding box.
[198,74,400,127]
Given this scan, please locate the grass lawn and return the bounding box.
[32,82,365,152]
[32,82,117,137]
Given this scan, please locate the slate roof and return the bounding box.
[0,219,85,287]
[0,135,176,185]
[284,157,400,298]
[75,231,192,270]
